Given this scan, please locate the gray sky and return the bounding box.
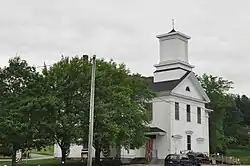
[0,0,249,95]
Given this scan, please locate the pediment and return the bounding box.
[172,72,210,103]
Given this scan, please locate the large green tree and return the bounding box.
[44,56,154,165]
[80,58,155,165]
[41,55,91,164]
[236,95,250,126]
[223,94,244,146]
[233,95,250,147]
[0,57,54,166]
[198,74,233,153]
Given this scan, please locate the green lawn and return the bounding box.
[31,146,54,156]
[227,148,250,165]
[0,159,84,166]
[0,159,121,166]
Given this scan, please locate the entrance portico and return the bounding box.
[145,127,166,162]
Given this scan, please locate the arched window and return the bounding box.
[186,86,190,92]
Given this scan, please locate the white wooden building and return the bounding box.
[143,28,212,161]
[54,28,212,161]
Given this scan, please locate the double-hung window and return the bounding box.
[187,105,191,122]
[175,102,179,120]
[197,107,201,124]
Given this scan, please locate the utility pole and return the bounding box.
[87,55,96,166]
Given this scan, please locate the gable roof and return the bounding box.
[172,72,210,103]
[145,71,190,92]
[144,71,210,103]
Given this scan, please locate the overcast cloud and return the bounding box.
[0,0,249,95]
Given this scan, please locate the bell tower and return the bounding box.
[153,27,194,83]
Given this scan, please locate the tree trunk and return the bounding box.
[11,150,17,166]
[61,148,67,165]
[116,144,121,160]
[95,145,101,166]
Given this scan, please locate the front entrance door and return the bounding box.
[145,138,153,162]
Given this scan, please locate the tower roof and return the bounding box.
[156,30,191,40]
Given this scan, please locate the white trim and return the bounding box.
[185,130,194,135]
[154,60,194,69]
[156,91,208,103]
[189,73,210,103]
[170,92,207,103]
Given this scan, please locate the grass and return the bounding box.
[227,148,250,165]
[31,146,54,156]
[0,159,121,166]
[0,159,83,166]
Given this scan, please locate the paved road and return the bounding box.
[130,164,249,166]
[29,153,53,160]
